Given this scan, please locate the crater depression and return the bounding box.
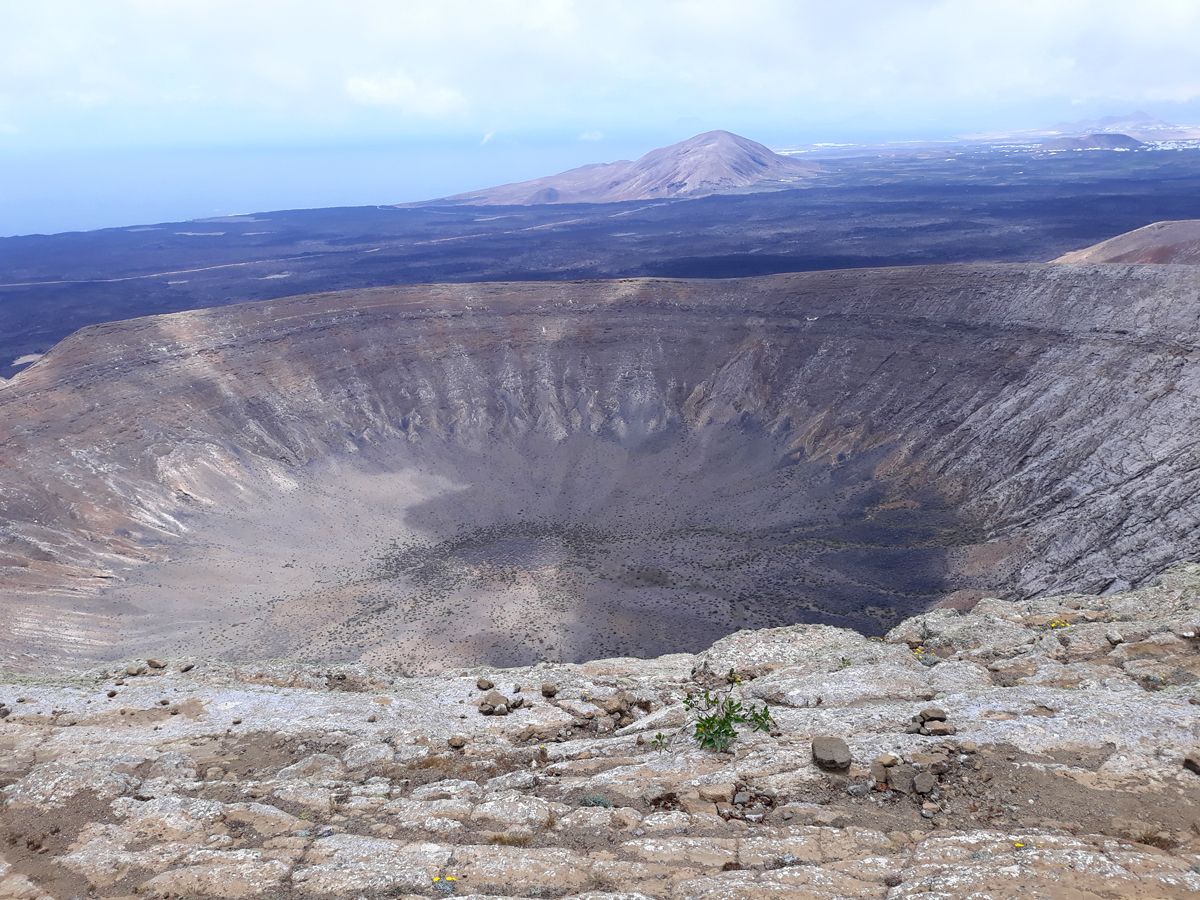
[3,264,1200,672]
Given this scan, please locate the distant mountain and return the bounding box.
[428,130,818,205]
[976,111,1200,144]
[1039,133,1145,152]
[1055,220,1200,264]
[1048,111,1168,135]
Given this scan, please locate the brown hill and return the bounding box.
[432,130,817,205]
[1039,132,1145,152]
[1055,220,1200,264]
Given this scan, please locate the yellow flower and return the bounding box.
[1013,841,1026,849]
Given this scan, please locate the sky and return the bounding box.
[3,0,1200,234]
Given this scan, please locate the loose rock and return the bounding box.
[811,736,852,771]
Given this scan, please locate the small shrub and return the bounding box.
[579,793,612,808]
[683,687,776,753]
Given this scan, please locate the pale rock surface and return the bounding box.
[1,572,1200,897]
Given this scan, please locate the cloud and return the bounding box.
[481,130,495,145]
[344,70,466,117]
[3,0,1200,149]
[578,130,604,141]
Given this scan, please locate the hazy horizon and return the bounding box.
[5,0,1200,235]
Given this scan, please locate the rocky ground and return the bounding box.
[2,568,1200,899]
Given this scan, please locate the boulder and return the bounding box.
[811,736,851,771]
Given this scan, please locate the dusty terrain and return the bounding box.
[5,266,1200,673]
[435,131,818,205]
[1056,219,1200,264]
[1,568,1198,898]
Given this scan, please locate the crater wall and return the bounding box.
[2,264,1199,671]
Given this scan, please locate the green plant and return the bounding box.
[579,793,612,808]
[683,686,776,752]
[650,731,668,751]
[839,656,852,669]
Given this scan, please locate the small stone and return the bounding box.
[811,736,852,771]
[733,790,751,806]
[918,707,948,722]
[870,760,889,785]
[476,677,494,691]
[698,783,734,803]
[158,699,169,706]
[106,690,117,698]
[147,658,166,669]
[367,714,377,723]
[921,801,940,819]
[887,764,917,794]
[125,664,145,676]
[492,704,509,716]
[877,753,900,767]
[541,682,558,698]
[926,721,957,737]
[448,735,467,749]
[480,689,507,705]
[846,783,871,798]
[231,718,242,725]
[510,696,524,710]
[913,771,937,795]
[905,721,923,734]
[1184,752,1200,776]
[0,708,9,720]
[179,663,195,673]
[959,741,978,754]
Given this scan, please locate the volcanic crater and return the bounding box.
[3,264,1200,672]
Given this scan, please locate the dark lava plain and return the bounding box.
[4,147,1200,377]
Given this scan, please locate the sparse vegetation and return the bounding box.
[682,674,776,752]
[579,793,612,808]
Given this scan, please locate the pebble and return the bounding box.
[180,663,195,673]
[918,707,948,722]
[541,682,558,698]
[476,677,494,691]
[147,659,166,669]
[448,735,467,749]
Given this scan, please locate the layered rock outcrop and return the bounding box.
[1,570,1198,898]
